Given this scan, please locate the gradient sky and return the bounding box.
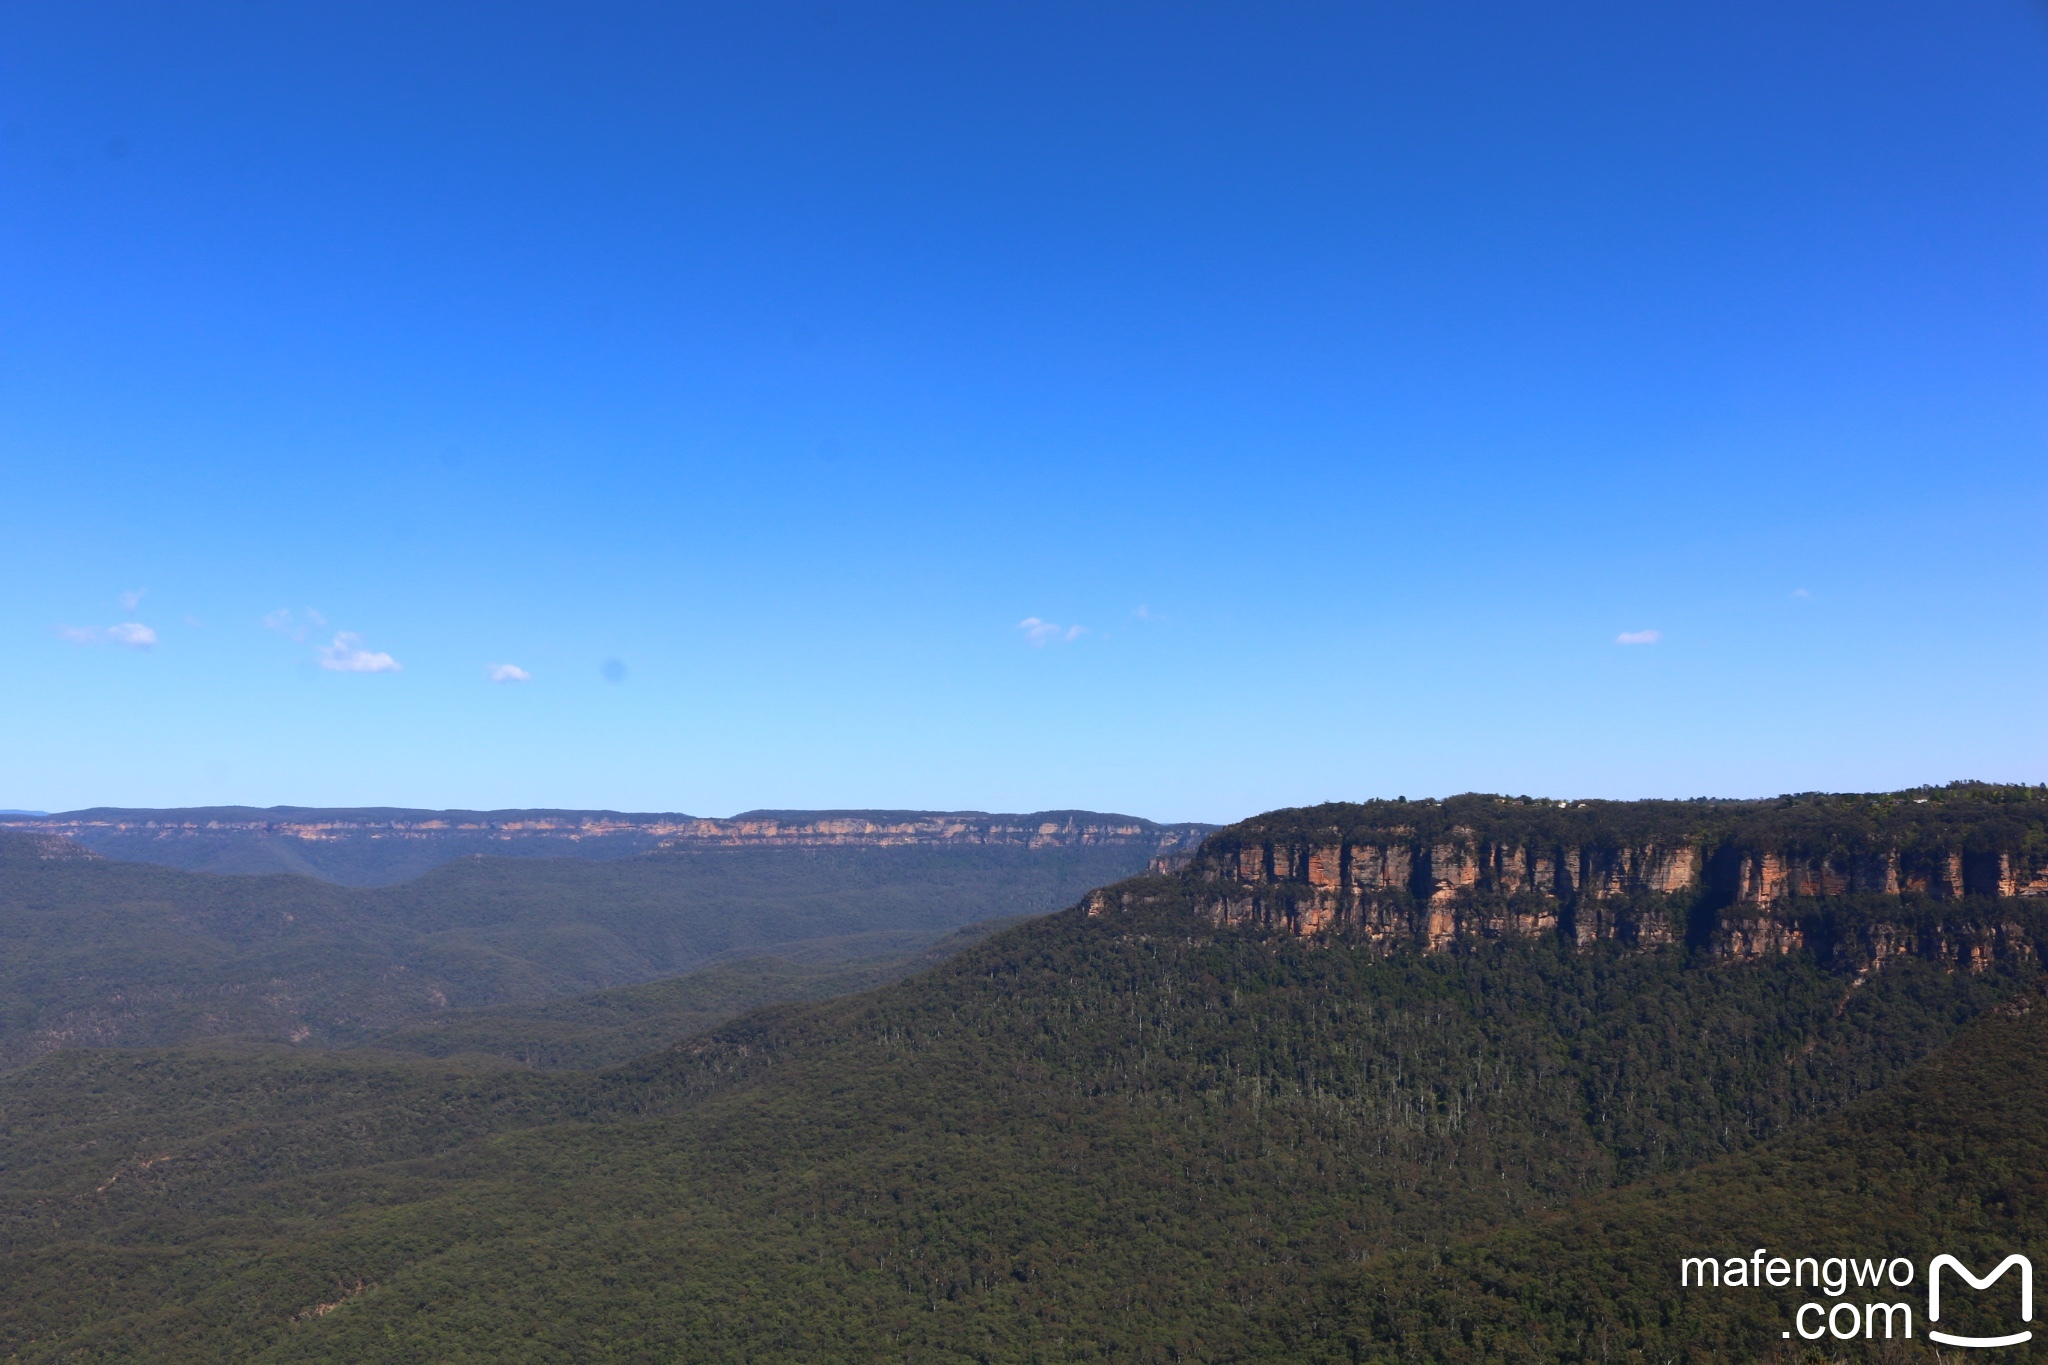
[3,1,2044,822]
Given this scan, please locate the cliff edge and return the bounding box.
[1086,782,2048,969]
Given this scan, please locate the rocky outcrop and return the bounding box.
[1192,829,1717,949]
[1089,787,2048,975]
[1997,852,2048,897]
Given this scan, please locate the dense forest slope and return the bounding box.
[0,806,1210,885]
[361,920,1015,1070]
[0,786,2043,1360]
[0,832,1150,1068]
[1295,983,2048,1361]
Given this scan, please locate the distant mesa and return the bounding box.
[0,806,1216,886]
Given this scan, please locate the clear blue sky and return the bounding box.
[3,1,2043,822]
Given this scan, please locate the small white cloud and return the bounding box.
[316,632,401,673]
[1791,588,1812,600]
[1132,604,1156,621]
[56,626,100,645]
[486,663,531,683]
[119,589,146,612]
[1615,629,1662,646]
[1017,617,1086,646]
[184,615,203,628]
[107,622,157,649]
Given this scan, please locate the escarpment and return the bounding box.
[3,807,1210,854]
[1089,783,2048,972]
[0,806,1215,885]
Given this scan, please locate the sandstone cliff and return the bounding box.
[1086,785,2048,973]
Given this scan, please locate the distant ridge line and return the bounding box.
[13,804,1199,825]
[0,806,1215,851]
[0,806,1216,886]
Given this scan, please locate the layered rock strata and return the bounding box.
[1087,787,2048,974]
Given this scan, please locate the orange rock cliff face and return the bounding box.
[1085,788,2048,974]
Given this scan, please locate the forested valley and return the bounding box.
[2,785,2045,1360]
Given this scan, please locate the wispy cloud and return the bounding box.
[57,622,157,648]
[315,632,401,673]
[263,608,327,643]
[1017,617,1086,646]
[1615,629,1661,646]
[119,589,146,612]
[486,663,531,683]
[1791,587,1812,600]
[1131,604,1160,621]
[107,622,157,649]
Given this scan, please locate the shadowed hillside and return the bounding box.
[360,920,1017,1070]
[0,830,1161,1068]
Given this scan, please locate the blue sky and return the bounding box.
[3,1,2043,822]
